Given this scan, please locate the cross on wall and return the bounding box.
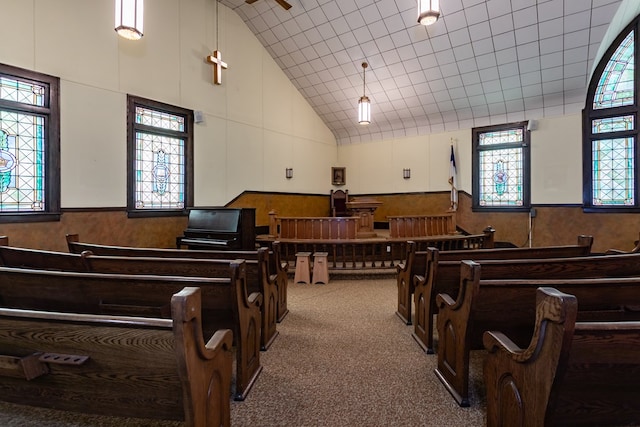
[206,50,228,85]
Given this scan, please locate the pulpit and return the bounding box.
[346,198,382,238]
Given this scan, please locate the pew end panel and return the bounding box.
[172,287,234,427]
[271,241,290,322]
[433,260,481,407]
[483,288,640,427]
[395,240,416,325]
[482,287,577,427]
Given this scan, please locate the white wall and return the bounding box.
[0,0,336,208]
[0,1,598,207]
[338,114,583,205]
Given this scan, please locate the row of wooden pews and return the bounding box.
[67,233,290,324]
[436,257,640,407]
[0,233,295,424]
[0,236,279,400]
[0,277,234,426]
[401,237,640,425]
[397,235,594,350]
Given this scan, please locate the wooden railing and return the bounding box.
[269,211,359,239]
[266,231,495,271]
[387,214,456,237]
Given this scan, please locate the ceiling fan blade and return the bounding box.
[245,0,259,4]
[275,0,292,10]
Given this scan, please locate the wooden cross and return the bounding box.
[206,50,228,85]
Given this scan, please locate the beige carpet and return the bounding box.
[0,275,487,426]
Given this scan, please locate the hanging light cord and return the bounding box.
[216,0,219,50]
[362,62,367,96]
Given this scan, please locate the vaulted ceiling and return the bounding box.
[219,0,623,144]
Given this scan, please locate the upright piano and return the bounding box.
[176,208,256,250]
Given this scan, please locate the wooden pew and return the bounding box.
[395,227,500,325]
[0,261,262,401]
[399,234,593,334]
[483,287,640,426]
[0,286,233,426]
[435,260,640,407]
[0,237,277,351]
[410,237,595,353]
[66,233,290,323]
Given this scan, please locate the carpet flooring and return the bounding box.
[0,275,487,426]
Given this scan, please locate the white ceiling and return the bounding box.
[219,0,623,144]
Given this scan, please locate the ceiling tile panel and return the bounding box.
[220,0,623,144]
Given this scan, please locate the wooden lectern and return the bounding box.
[346,198,382,238]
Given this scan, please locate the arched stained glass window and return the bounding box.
[584,16,640,211]
[593,31,634,110]
[0,63,60,222]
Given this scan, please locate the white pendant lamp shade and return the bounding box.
[358,96,371,125]
[418,0,440,26]
[115,0,144,40]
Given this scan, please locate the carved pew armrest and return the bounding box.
[396,262,407,273]
[248,292,263,308]
[205,329,233,356]
[483,330,524,355]
[435,292,456,309]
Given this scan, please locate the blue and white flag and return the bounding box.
[449,143,458,211]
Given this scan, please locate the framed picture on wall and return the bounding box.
[332,167,346,186]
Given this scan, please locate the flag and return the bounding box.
[448,144,458,211]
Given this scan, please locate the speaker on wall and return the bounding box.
[194,110,205,124]
[527,119,537,131]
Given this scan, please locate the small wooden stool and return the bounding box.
[312,252,329,285]
[294,252,311,284]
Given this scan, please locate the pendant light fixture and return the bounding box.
[115,0,144,40]
[418,0,440,26]
[358,62,370,125]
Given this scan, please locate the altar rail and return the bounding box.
[387,214,456,238]
[266,231,495,271]
[269,211,359,239]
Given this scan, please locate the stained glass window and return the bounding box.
[593,31,634,110]
[134,130,185,209]
[135,106,185,131]
[592,138,634,205]
[479,129,524,146]
[584,18,640,211]
[478,148,524,206]
[0,76,45,106]
[473,122,530,210]
[0,113,45,211]
[592,116,634,133]
[127,96,193,216]
[0,64,59,220]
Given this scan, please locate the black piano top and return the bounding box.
[185,209,242,233]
